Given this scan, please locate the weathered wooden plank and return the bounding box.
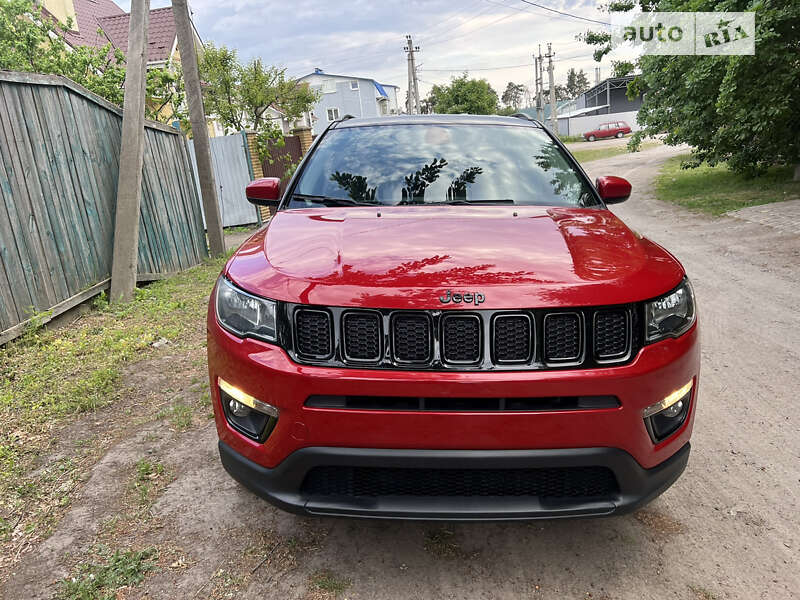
[176,135,208,261]
[138,135,167,274]
[34,85,100,286]
[142,130,179,272]
[18,84,77,298]
[0,151,24,329]
[153,132,192,270]
[0,83,57,311]
[57,86,110,280]
[67,92,115,277]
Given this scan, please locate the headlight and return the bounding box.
[215,277,277,342]
[645,278,696,343]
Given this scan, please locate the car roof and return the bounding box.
[331,114,544,129]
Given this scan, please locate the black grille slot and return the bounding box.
[294,309,332,359]
[594,310,629,359]
[493,314,532,363]
[306,395,620,411]
[441,315,481,363]
[302,465,619,498]
[544,313,581,362]
[343,312,381,361]
[392,314,431,363]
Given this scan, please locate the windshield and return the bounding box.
[289,124,599,208]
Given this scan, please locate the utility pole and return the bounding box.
[173,0,225,256]
[110,0,149,303]
[533,55,539,117]
[404,35,421,114]
[536,45,544,122]
[546,42,557,133]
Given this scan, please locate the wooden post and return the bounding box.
[110,0,150,303]
[173,0,225,256]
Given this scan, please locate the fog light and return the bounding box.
[642,380,693,419]
[228,399,252,417]
[218,378,278,442]
[643,380,693,443]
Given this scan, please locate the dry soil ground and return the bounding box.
[2,144,798,600]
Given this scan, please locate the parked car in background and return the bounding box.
[209,114,699,520]
[584,121,632,141]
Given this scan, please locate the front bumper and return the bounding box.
[208,306,699,519]
[219,441,690,520]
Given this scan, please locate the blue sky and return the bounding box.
[121,0,616,100]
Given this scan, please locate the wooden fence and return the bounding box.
[0,71,208,344]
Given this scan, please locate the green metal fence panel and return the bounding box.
[0,72,208,343]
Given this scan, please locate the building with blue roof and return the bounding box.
[297,68,400,135]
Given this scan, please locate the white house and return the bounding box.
[296,69,400,136]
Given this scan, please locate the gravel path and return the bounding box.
[3,145,798,600]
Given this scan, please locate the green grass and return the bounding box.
[133,459,166,506]
[58,546,157,600]
[570,140,660,164]
[310,570,351,596]
[558,134,584,143]
[655,156,800,215]
[157,402,194,431]
[0,254,228,547]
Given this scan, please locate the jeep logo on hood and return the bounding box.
[439,290,485,306]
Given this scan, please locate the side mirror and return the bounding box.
[595,175,631,204]
[245,177,281,208]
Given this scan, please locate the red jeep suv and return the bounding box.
[584,120,632,141]
[208,114,699,520]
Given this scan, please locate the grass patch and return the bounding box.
[157,402,194,431]
[58,546,157,600]
[689,585,718,600]
[310,570,351,596]
[570,140,660,164]
[558,134,584,143]
[424,528,467,559]
[132,458,167,507]
[655,156,800,215]
[0,254,227,554]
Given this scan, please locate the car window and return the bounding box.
[290,124,599,208]
[599,124,608,130]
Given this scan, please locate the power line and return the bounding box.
[516,0,611,26]
[420,62,534,72]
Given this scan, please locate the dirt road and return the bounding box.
[3,145,798,600]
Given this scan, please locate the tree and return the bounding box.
[199,43,318,162]
[426,73,498,115]
[543,85,570,102]
[501,81,525,109]
[582,0,800,178]
[0,0,184,124]
[564,68,590,98]
[611,60,635,78]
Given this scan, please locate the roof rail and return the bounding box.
[510,113,543,126]
[341,114,356,121]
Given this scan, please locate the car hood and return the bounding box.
[225,206,684,309]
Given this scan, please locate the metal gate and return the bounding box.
[188,132,258,227]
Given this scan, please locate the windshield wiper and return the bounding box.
[431,198,516,205]
[291,194,377,207]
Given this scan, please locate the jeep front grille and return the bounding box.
[286,304,638,371]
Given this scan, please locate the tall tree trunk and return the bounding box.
[794,162,800,182]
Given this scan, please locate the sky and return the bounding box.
[120,0,622,104]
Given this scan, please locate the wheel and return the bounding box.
[588,135,596,142]
[616,132,624,138]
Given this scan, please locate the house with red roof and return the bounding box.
[39,0,182,68]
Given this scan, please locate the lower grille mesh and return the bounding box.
[302,465,619,498]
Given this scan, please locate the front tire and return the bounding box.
[616,132,624,138]
[588,135,596,142]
